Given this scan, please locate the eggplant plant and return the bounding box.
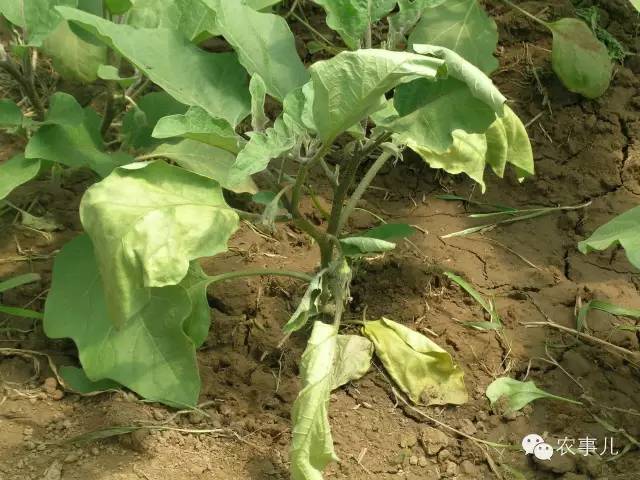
[0,0,618,478]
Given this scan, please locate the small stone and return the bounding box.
[421,426,449,455]
[24,440,36,450]
[62,420,72,429]
[90,447,100,456]
[418,456,428,467]
[460,460,476,475]
[409,455,419,465]
[43,377,58,394]
[188,411,205,425]
[23,426,34,437]
[50,389,64,401]
[459,419,476,436]
[444,461,458,477]
[152,409,165,421]
[29,397,37,405]
[218,404,233,416]
[437,449,451,463]
[400,432,418,448]
[63,451,81,463]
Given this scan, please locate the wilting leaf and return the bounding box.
[409,105,533,191]
[340,223,415,256]
[43,19,107,83]
[152,107,241,154]
[149,139,258,194]
[44,235,202,407]
[339,237,396,257]
[0,0,75,46]
[79,161,239,326]
[250,74,269,131]
[58,6,250,126]
[312,0,396,49]
[0,100,24,127]
[0,155,41,201]
[283,268,327,333]
[122,92,187,149]
[578,205,640,269]
[486,377,581,411]
[97,65,136,86]
[331,335,373,389]
[363,317,468,405]
[25,106,131,177]
[127,0,218,42]
[409,0,499,74]
[549,18,612,98]
[290,321,339,480]
[204,0,309,101]
[310,49,446,144]
[60,366,120,394]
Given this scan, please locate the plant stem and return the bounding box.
[327,146,366,236]
[500,0,549,28]
[207,269,312,285]
[100,84,117,138]
[0,55,45,121]
[337,149,393,233]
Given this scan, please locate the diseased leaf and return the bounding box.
[58,6,251,126]
[283,268,327,333]
[44,235,202,407]
[331,335,373,390]
[0,0,76,46]
[127,0,219,42]
[152,106,241,154]
[310,49,446,144]
[203,0,308,101]
[312,0,396,49]
[578,205,640,269]
[362,317,468,405]
[149,139,258,194]
[0,100,24,127]
[290,321,338,480]
[97,65,136,86]
[25,107,131,177]
[486,377,581,411]
[409,0,499,74]
[43,21,107,83]
[549,18,612,98]
[122,92,187,149]
[60,366,120,394]
[79,161,239,326]
[250,74,269,132]
[409,105,533,191]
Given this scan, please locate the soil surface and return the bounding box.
[2,1,640,479]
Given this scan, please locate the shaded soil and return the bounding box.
[1,1,640,479]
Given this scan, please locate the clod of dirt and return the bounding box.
[443,460,458,477]
[562,349,592,377]
[399,431,418,448]
[420,426,449,455]
[533,450,577,474]
[41,460,63,480]
[459,419,477,436]
[42,377,58,394]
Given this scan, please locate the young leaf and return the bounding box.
[362,318,468,405]
[60,366,120,394]
[152,106,242,154]
[331,335,373,390]
[105,0,132,14]
[578,205,640,269]
[283,268,327,333]
[486,377,581,411]
[312,0,396,49]
[148,139,258,194]
[97,65,136,87]
[0,0,75,46]
[250,74,269,132]
[57,6,251,126]
[0,100,24,127]
[79,161,239,326]
[44,235,202,407]
[409,0,499,74]
[127,0,219,42]
[122,92,187,149]
[549,19,612,99]
[408,105,533,191]
[290,321,339,480]
[310,49,446,144]
[203,0,309,101]
[0,273,41,293]
[0,155,41,201]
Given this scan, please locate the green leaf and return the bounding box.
[43,19,107,83]
[0,304,44,319]
[148,139,258,194]
[409,0,499,74]
[310,49,446,144]
[250,74,269,131]
[79,161,239,326]
[25,107,132,177]
[486,377,581,411]
[58,6,251,126]
[60,366,120,394]
[388,45,506,154]
[312,0,397,49]
[0,273,41,293]
[245,0,281,9]
[0,100,23,127]
[331,334,373,390]
[578,206,640,269]
[549,18,612,99]
[388,0,445,45]
[97,65,136,87]
[44,235,202,407]
[362,317,468,405]
[339,237,396,257]
[445,271,502,329]
[341,223,416,256]
[203,0,309,101]
[152,106,241,154]
[43,92,85,126]
[179,262,212,348]
[407,105,533,191]
[631,0,640,12]
[0,155,41,201]
[283,268,327,333]
[290,321,338,480]
[0,0,76,46]
[577,299,640,332]
[105,0,132,14]
[122,92,187,149]
[127,0,219,42]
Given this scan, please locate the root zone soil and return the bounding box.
[1,1,640,479]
